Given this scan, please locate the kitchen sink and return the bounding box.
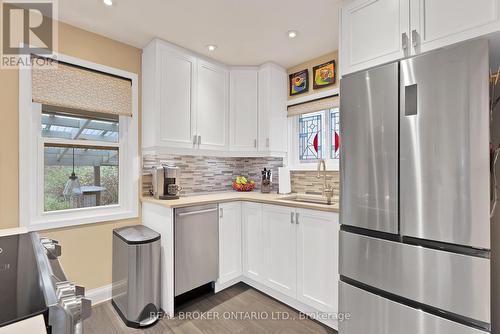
[280,194,336,205]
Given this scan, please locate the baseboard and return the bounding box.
[86,284,112,306]
[214,276,243,293]
[241,277,338,330]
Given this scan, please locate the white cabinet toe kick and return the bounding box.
[143,201,340,330]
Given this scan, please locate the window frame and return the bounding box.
[288,108,340,171]
[19,52,139,231]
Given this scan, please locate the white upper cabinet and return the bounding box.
[142,40,287,156]
[157,47,197,148]
[229,68,259,151]
[340,0,410,76]
[218,202,242,285]
[340,0,500,75]
[258,63,288,153]
[410,0,500,54]
[197,60,229,151]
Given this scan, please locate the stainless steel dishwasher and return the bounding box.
[174,204,219,296]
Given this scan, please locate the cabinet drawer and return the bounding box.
[339,282,488,334]
[340,231,490,324]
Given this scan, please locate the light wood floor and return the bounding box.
[84,283,337,334]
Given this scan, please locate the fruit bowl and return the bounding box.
[232,182,255,192]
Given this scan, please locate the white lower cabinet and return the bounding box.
[296,208,339,314]
[217,201,339,329]
[242,202,264,282]
[218,202,242,284]
[262,204,297,298]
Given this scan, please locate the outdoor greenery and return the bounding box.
[44,166,119,211]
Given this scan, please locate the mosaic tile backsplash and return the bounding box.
[142,154,284,195]
[142,154,340,197]
[290,170,340,197]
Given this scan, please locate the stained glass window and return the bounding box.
[299,112,322,160]
[330,109,340,159]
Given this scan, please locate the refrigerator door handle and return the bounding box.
[404,84,418,116]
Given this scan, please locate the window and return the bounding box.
[19,53,139,230]
[290,107,340,170]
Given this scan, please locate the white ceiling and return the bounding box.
[58,0,340,68]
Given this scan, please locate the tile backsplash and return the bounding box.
[142,154,283,195]
[290,170,340,196]
[142,154,340,197]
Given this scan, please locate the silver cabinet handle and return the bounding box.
[220,207,224,218]
[177,208,218,217]
[193,135,198,145]
[411,29,418,48]
[266,138,270,148]
[197,135,201,145]
[290,212,294,224]
[402,32,408,50]
[254,139,257,148]
[296,212,299,224]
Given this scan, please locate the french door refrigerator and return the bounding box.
[339,39,492,333]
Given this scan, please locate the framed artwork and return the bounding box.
[289,69,309,96]
[313,60,336,89]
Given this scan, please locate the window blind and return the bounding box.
[287,95,339,117]
[32,58,132,117]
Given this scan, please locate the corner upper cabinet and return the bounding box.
[340,0,410,76]
[410,0,500,54]
[258,63,288,153]
[229,68,259,151]
[142,40,197,149]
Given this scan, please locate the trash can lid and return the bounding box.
[113,225,160,245]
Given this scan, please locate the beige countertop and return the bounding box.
[141,191,339,213]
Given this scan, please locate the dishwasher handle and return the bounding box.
[176,208,218,217]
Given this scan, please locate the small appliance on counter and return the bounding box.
[151,163,182,200]
[261,168,272,193]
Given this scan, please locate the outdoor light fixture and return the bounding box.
[63,148,83,199]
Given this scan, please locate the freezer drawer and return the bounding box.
[340,62,399,234]
[339,231,490,324]
[339,282,489,334]
[400,39,490,249]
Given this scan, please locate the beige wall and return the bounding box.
[287,51,338,101]
[0,21,142,290]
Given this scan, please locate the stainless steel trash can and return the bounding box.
[112,225,161,328]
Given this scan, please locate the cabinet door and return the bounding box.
[340,0,410,75]
[242,202,264,282]
[410,0,500,54]
[258,64,288,152]
[218,202,242,284]
[158,46,197,148]
[262,204,296,298]
[229,69,258,151]
[197,60,229,150]
[296,209,339,314]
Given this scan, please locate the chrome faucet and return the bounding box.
[317,159,334,205]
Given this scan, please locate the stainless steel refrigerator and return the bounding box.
[339,39,492,333]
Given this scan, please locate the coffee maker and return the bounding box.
[261,168,272,193]
[151,163,182,200]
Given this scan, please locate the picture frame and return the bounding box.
[313,60,336,89]
[289,69,309,96]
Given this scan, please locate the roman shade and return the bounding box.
[287,95,339,117]
[32,59,132,117]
